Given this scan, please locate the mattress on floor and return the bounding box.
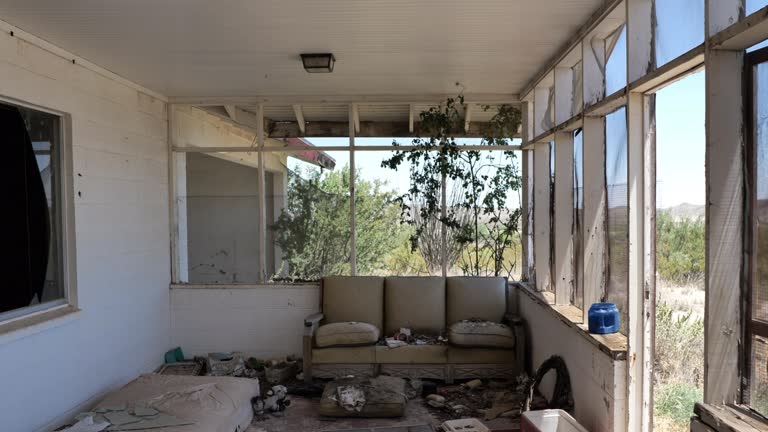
[95,373,259,432]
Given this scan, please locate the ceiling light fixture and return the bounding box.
[300,53,335,73]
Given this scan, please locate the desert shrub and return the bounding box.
[654,383,702,428]
[655,302,704,388]
[656,211,705,285]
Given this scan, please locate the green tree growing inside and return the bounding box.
[270,164,404,281]
[381,93,522,277]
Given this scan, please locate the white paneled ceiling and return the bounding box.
[0,0,604,99]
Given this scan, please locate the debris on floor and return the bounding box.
[380,327,448,348]
[319,376,408,418]
[422,375,546,422]
[61,405,194,431]
[441,418,490,432]
[252,385,291,418]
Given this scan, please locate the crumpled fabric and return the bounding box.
[335,385,366,412]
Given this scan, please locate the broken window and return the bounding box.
[655,0,704,68]
[1,102,65,320]
[185,153,267,284]
[269,149,351,282]
[605,107,628,335]
[572,129,584,309]
[605,25,627,96]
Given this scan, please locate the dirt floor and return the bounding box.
[246,395,520,432]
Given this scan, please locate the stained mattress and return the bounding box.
[95,373,259,432]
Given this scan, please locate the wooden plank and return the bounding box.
[170,93,521,106]
[630,44,705,93]
[554,132,574,305]
[256,104,267,281]
[582,116,607,322]
[711,6,768,50]
[265,120,520,138]
[642,93,657,432]
[533,142,552,292]
[690,417,717,432]
[291,104,305,133]
[585,88,628,117]
[349,105,357,275]
[704,49,743,405]
[694,404,766,432]
[627,0,655,84]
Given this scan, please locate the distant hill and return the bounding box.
[661,203,705,220]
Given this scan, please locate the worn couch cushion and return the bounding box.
[312,346,376,363]
[375,345,448,364]
[448,320,515,349]
[323,276,384,330]
[315,322,380,348]
[447,347,516,364]
[384,276,446,335]
[446,277,506,324]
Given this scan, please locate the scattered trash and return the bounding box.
[286,381,325,398]
[335,385,367,412]
[252,385,291,418]
[380,327,448,348]
[463,379,483,390]
[207,352,246,376]
[265,360,299,385]
[163,347,185,364]
[58,416,109,432]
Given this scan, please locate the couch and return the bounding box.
[303,276,525,383]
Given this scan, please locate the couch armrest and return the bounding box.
[303,312,323,383]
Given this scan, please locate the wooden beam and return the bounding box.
[629,44,705,93]
[409,103,415,133]
[520,0,624,100]
[710,5,768,50]
[627,0,655,84]
[292,104,306,133]
[703,48,743,405]
[256,104,267,281]
[267,120,521,138]
[224,105,238,122]
[349,104,357,275]
[554,132,574,305]
[522,147,533,282]
[169,93,521,106]
[582,115,607,321]
[351,103,360,134]
[584,88,628,117]
[706,0,745,36]
[464,104,473,133]
[173,144,522,153]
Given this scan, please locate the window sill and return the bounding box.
[514,281,628,360]
[0,304,81,346]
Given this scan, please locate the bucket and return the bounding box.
[588,302,620,334]
[521,409,587,432]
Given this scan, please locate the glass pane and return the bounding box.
[2,104,64,316]
[751,335,768,416]
[573,129,584,309]
[748,0,768,16]
[756,62,768,321]
[606,26,627,96]
[354,150,431,276]
[269,149,351,281]
[605,107,628,334]
[655,0,704,68]
[654,71,705,431]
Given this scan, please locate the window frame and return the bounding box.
[0,96,77,326]
[744,46,768,410]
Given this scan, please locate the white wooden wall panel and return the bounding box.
[582,116,607,321]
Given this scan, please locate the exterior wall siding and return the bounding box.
[0,28,170,431]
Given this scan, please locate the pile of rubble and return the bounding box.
[422,376,547,422]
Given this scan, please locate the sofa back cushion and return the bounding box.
[446,277,506,324]
[323,276,384,329]
[384,277,446,335]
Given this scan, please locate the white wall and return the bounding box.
[0,27,170,431]
[170,285,320,359]
[516,289,627,432]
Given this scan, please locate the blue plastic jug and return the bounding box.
[588,303,620,334]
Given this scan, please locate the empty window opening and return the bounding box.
[653,70,706,431]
